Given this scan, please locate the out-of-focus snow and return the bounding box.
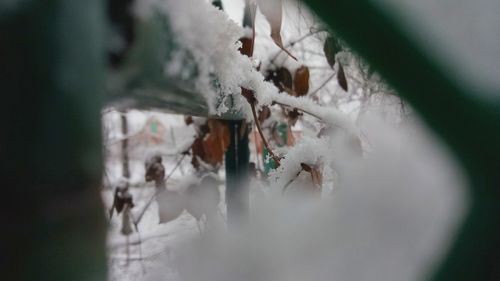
[104,109,467,281]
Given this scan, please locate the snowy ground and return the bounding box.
[104,178,227,281]
[101,110,227,281]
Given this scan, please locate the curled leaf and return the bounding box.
[337,63,348,92]
[256,0,296,60]
[293,66,310,96]
[300,163,322,193]
[191,119,230,169]
[323,36,342,68]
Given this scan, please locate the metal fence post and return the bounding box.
[225,120,250,226]
[0,1,107,280]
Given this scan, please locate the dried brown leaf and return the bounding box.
[202,120,230,167]
[300,162,312,172]
[300,163,322,192]
[293,66,310,96]
[323,36,341,68]
[257,0,296,60]
[337,63,348,92]
[238,37,254,57]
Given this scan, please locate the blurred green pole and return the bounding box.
[0,1,107,280]
[224,0,252,226]
[305,1,500,280]
[225,120,250,226]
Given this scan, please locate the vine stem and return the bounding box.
[248,98,281,166]
[282,169,303,194]
[242,87,281,166]
[273,84,325,121]
[273,100,323,121]
[269,30,324,64]
[309,72,336,97]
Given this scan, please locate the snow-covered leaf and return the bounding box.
[257,0,296,60]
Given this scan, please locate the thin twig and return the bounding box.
[309,72,336,96]
[129,212,146,273]
[273,101,322,121]
[253,129,261,171]
[282,169,303,194]
[269,30,324,64]
[164,153,186,182]
[249,100,281,166]
[275,84,325,121]
[170,127,185,175]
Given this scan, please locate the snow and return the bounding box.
[104,108,467,281]
[103,1,468,281]
[175,112,465,281]
[131,0,355,132]
[134,0,246,115]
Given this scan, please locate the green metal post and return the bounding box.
[225,120,250,226]
[0,1,107,280]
